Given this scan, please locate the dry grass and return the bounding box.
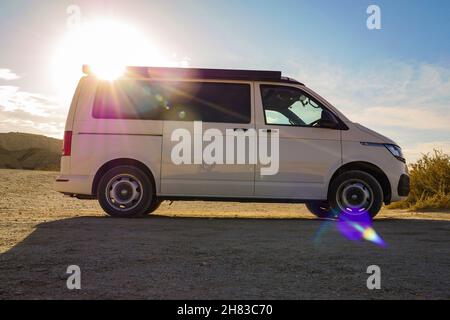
[389,150,450,211]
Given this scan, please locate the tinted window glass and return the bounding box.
[93,80,251,123]
[261,85,331,127]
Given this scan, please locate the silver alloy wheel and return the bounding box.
[335,178,374,214]
[105,174,143,211]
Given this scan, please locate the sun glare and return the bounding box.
[52,19,170,102]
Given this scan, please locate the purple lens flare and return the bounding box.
[337,210,387,247]
[313,209,387,248]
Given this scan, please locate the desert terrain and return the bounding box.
[0,133,61,171]
[0,169,449,299]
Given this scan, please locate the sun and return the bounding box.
[52,18,169,103]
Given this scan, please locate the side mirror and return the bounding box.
[318,110,339,129]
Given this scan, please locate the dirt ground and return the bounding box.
[0,168,449,299]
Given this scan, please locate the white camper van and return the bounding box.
[55,66,409,218]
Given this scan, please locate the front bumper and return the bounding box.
[398,174,410,197]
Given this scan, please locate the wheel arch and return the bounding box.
[328,161,392,204]
[92,158,157,197]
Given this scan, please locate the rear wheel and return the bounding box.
[328,170,383,218]
[97,165,154,218]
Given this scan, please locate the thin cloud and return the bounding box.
[0,86,65,138]
[403,141,450,162]
[353,107,450,131]
[0,86,59,116]
[0,69,20,81]
[288,60,450,161]
[290,60,450,132]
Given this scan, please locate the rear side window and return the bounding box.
[93,80,251,123]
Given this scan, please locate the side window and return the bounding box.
[93,80,251,123]
[261,85,336,128]
[264,110,290,125]
[93,80,164,120]
[165,82,251,123]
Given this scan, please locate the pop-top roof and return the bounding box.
[82,65,303,85]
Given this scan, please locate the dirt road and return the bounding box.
[0,169,449,299]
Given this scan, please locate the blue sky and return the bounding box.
[0,0,449,161]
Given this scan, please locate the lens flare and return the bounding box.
[337,211,387,247]
[313,209,386,247]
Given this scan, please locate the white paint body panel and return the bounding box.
[161,121,255,196]
[254,82,341,200]
[55,75,407,203]
[160,80,255,197]
[341,122,408,201]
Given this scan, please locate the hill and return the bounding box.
[0,132,62,171]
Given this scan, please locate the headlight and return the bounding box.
[384,144,405,162]
[360,142,405,163]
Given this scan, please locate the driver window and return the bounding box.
[265,109,291,125]
[261,85,327,127]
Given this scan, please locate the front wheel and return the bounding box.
[97,165,154,218]
[143,200,163,215]
[328,170,383,218]
[305,201,335,219]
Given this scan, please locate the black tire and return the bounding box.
[144,200,163,215]
[97,165,154,218]
[328,170,383,218]
[305,201,335,218]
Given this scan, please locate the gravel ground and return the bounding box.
[0,169,449,299]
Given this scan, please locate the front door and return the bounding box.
[254,83,342,200]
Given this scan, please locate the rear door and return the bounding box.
[160,80,256,197]
[254,83,342,200]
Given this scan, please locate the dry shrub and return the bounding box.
[388,149,450,211]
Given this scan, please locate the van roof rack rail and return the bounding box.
[82,65,303,85]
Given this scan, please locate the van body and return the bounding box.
[55,66,409,218]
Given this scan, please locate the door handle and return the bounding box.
[261,129,272,133]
